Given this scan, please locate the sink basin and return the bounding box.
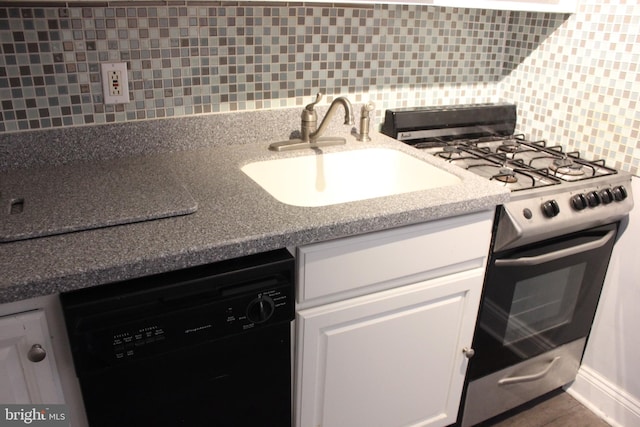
[241,148,461,207]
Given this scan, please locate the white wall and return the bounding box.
[567,176,640,427]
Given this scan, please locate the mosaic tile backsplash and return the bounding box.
[501,1,640,175]
[0,2,506,132]
[1,1,639,175]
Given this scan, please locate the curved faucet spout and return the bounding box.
[308,96,354,142]
[268,93,355,151]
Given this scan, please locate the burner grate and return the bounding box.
[449,154,561,191]
[416,134,617,189]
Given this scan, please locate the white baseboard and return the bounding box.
[566,365,640,427]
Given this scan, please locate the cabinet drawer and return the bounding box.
[297,210,493,305]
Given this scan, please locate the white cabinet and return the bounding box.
[0,309,65,404]
[295,210,493,427]
[297,270,483,427]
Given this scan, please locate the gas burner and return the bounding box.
[494,167,518,183]
[553,158,574,167]
[497,140,521,154]
[457,155,562,190]
[434,145,467,160]
[549,158,585,176]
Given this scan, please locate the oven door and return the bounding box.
[467,222,618,380]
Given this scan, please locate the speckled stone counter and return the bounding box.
[0,107,510,304]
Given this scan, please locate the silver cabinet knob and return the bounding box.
[27,344,47,363]
[462,347,475,359]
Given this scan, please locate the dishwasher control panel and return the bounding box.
[72,283,293,370]
[61,249,295,374]
[104,285,292,362]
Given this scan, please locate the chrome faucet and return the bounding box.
[269,93,355,151]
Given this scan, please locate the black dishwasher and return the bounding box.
[61,249,294,427]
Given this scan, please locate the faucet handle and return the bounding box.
[361,101,375,118]
[362,101,375,113]
[305,93,323,111]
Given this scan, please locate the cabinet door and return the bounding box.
[0,310,65,404]
[295,269,483,427]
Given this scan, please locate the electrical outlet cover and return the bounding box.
[101,62,130,104]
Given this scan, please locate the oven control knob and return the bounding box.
[586,191,601,207]
[571,194,588,211]
[246,295,275,323]
[599,188,614,204]
[542,200,560,218]
[612,185,628,202]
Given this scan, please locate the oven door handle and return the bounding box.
[494,229,616,267]
[498,356,561,386]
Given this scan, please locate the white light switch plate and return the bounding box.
[101,62,130,104]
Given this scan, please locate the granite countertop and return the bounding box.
[0,108,510,304]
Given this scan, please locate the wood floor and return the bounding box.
[476,389,610,427]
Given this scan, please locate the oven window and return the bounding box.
[469,223,619,380]
[503,263,586,345]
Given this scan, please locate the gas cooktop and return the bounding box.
[419,134,618,191]
[382,103,634,250]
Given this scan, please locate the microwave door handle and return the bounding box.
[494,229,616,267]
[498,356,561,385]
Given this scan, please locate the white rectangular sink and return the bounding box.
[241,148,461,207]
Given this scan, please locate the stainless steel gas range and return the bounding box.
[382,103,634,426]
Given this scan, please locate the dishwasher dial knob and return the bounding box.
[599,188,614,204]
[247,295,275,323]
[612,185,628,202]
[570,194,588,211]
[542,200,560,218]
[586,191,601,207]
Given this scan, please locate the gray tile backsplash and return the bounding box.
[501,1,640,175]
[0,3,505,132]
[0,1,639,175]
